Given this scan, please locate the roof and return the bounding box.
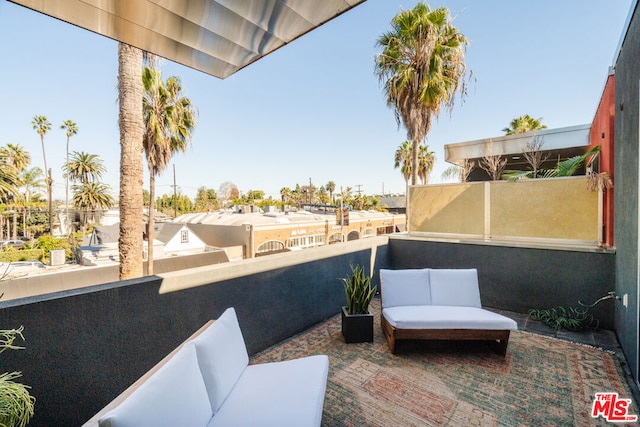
[444,124,591,168]
[174,208,402,227]
[9,0,366,79]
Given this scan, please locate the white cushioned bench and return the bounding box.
[84,307,329,427]
[380,268,517,355]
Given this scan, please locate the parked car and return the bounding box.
[1,240,25,250]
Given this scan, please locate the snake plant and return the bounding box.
[340,264,376,315]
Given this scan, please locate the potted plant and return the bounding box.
[0,326,35,427]
[340,263,376,343]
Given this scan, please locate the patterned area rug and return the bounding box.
[251,300,638,426]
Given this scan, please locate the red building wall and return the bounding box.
[590,71,615,246]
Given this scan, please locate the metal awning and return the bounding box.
[445,124,591,167]
[9,0,366,79]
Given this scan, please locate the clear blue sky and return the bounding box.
[0,0,634,202]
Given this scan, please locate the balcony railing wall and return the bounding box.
[0,235,615,426]
[410,177,602,246]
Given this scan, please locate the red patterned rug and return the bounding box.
[251,300,637,426]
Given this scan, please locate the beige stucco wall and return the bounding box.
[410,177,600,244]
[410,183,485,235]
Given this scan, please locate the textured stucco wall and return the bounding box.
[614,1,640,385]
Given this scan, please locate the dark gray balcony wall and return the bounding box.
[387,237,616,329]
[614,2,640,385]
[0,246,377,427]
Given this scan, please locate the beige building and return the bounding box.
[175,206,406,259]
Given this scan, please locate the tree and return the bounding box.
[64,151,108,231]
[375,2,469,186]
[142,65,197,275]
[64,152,106,185]
[31,115,53,233]
[18,167,45,239]
[394,141,412,185]
[2,144,30,173]
[479,141,507,181]
[60,120,78,227]
[117,42,145,280]
[441,158,474,183]
[417,144,435,184]
[219,182,239,206]
[0,145,23,198]
[72,182,114,227]
[194,186,218,212]
[326,181,336,204]
[502,114,547,135]
[522,135,548,178]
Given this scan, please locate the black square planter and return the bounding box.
[341,306,374,343]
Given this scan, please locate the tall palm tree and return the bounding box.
[326,181,336,204]
[72,182,114,227]
[417,144,435,185]
[375,2,469,186]
[60,120,78,230]
[117,42,145,280]
[502,114,547,135]
[142,65,197,275]
[32,115,53,233]
[63,151,106,185]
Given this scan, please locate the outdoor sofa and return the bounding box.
[84,307,329,427]
[380,268,518,355]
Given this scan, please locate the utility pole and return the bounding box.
[172,164,177,218]
[355,184,363,195]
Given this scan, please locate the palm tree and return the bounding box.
[394,141,412,208]
[63,151,106,185]
[31,115,53,233]
[60,120,78,229]
[502,114,547,135]
[326,181,336,204]
[19,167,45,239]
[2,144,31,173]
[64,151,107,232]
[142,65,197,275]
[417,144,435,184]
[375,2,469,186]
[117,42,145,280]
[72,182,114,227]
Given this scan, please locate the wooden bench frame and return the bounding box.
[381,313,511,356]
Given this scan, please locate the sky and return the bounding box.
[0,0,634,202]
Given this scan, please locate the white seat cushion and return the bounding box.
[208,355,329,427]
[382,306,518,330]
[98,342,213,427]
[380,268,430,308]
[429,269,482,307]
[192,307,249,414]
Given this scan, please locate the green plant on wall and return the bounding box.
[340,264,376,315]
[503,145,604,183]
[528,292,615,332]
[0,326,35,426]
[528,306,599,331]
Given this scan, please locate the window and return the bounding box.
[181,230,189,243]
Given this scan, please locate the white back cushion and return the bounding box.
[191,307,249,414]
[380,269,430,308]
[98,342,212,427]
[429,268,482,307]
